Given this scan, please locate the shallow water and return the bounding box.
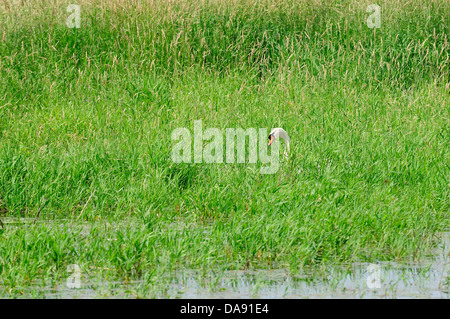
[29,260,449,298]
[23,233,449,299]
[2,217,448,298]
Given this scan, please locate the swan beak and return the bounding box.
[268,134,274,146]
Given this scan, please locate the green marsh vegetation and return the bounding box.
[0,0,449,297]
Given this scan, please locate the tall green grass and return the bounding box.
[0,0,449,297]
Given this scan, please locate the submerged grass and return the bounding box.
[0,0,449,297]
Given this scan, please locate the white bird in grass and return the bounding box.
[268,127,291,156]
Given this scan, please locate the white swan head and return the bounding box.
[268,127,290,154]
